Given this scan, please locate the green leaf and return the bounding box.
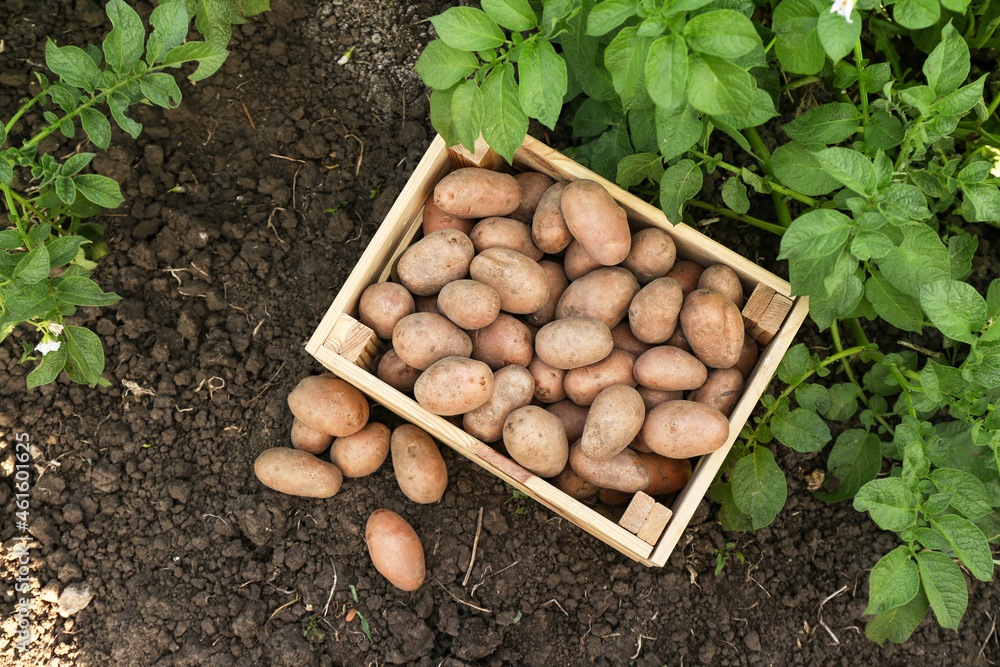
[988,278,1000,320]
[865,111,904,150]
[63,324,106,387]
[628,105,657,154]
[61,152,95,176]
[777,344,810,384]
[686,54,754,116]
[13,244,51,285]
[730,446,788,530]
[26,340,67,389]
[572,97,617,138]
[930,514,994,582]
[877,224,951,298]
[895,0,940,29]
[865,270,923,333]
[865,545,921,615]
[816,4,860,62]
[923,21,968,95]
[816,430,881,502]
[782,102,860,145]
[162,40,229,81]
[929,469,992,519]
[811,260,863,330]
[771,403,831,452]
[644,34,688,111]
[79,108,111,150]
[962,183,1000,223]
[659,159,703,223]
[45,40,101,93]
[73,174,124,209]
[417,40,478,91]
[683,10,760,59]
[0,158,12,186]
[878,183,931,223]
[771,141,841,196]
[773,0,825,75]
[451,80,484,152]
[917,279,986,344]
[55,175,76,205]
[55,276,122,307]
[146,1,190,64]
[47,83,82,113]
[795,383,830,413]
[655,104,702,160]
[616,153,663,189]
[958,161,994,185]
[140,72,183,108]
[46,236,86,269]
[866,588,929,645]
[431,7,504,50]
[605,28,652,104]
[824,382,862,420]
[934,76,987,116]
[815,147,876,196]
[721,177,749,214]
[854,477,920,531]
[104,0,145,75]
[518,40,566,130]
[586,0,638,36]
[711,479,755,532]
[852,231,894,261]
[916,550,968,632]
[482,0,537,31]
[0,229,22,250]
[778,209,852,261]
[481,63,528,164]
[429,87,461,147]
[107,92,142,139]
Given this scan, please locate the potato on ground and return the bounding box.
[377,349,422,393]
[502,406,569,478]
[366,509,426,591]
[689,368,744,417]
[392,312,473,370]
[330,422,391,477]
[546,399,590,443]
[623,227,677,283]
[698,264,745,308]
[628,277,683,344]
[290,418,333,455]
[469,247,550,314]
[434,167,521,218]
[463,365,535,443]
[563,349,636,406]
[391,424,448,503]
[560,179,631,265]
[396,229,475,296]
[526,260,569,327]
[510,171,555,223]
[471,314,534,370]
[666,260,704,295]
[413,357,494,416]
[551,465,599,502]
[641,400,730,458]
[287,374,369,437]
[679,289,745,369]
[555,267,639,329]
[470,217,543,260]
[422,194,475,236]
[633,346,708,391]
[531,180,572,253]
[437,279,500,331]
[359,282,415,340]
[568,442,650,493]
[528,355,566,403]
[535,317,613,370]
[563,239,602,280]
[254,448,343,498]
[638,452,693,495]
[581,385,645,460]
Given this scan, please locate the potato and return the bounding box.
[463,365,535,443]
[414,294,443,316]
[413,356,494,415]
[563,239,603,280]
[563,349,636,406]
[637,386,683,412]
[359,282,415,341]
[377,349,422,393]
[437,279,500,331]
[666,326,692,352]
[560,180,631,265]
[546,399,590,443]
[291,418,334,455]
[434,167,521,218]
[581,385,645,460]
[666,260,704,295]
[528,355,566,403]
[610,322,652,357]
[391,424,448,503]
[330,422,391,477]
[628,430,652,453]
[366,509,425,591]
[633,346,708,391]
[638,452,693,495]
[641,400,730,458]
[556,267,640,329]
[551,466,599,502]
[735,336,759,380]
[470,217,543,260]
[469,314,533,370]
[568,442,650,493]
[598,488,634,506]
[502,406,569,478]
[535,317,613,370]
[469,247,550,314]
[526,260,569,327]
[689,368,744,417]
[288,375,369,437]
[254,447,343,498]
[628,277,684,344]
[531,180,572,253]
[422,194,475,236]
[679,289,745,369]
[393,312,473,370]
[698,264,744,308]
[623,228,677,283]
[397,229,475,296]
[510,171,555,223]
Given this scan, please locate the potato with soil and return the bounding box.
[679,289,745,369]
[546,399,590,443]
[610,322,652,357]
[366,509,426,591]
[551,466,599,502]
[528,355,566,403]
[628,277,684,344]
[287,374,369,437]
[563,349,636,406]
[463,365,535,443]
[396,229,475,296]
[391,424,448,503]
[437,279,500,331]
[666,260,704,295]
[510,171,555,223]
[434,167,521,218]
[535,317,613,370]
[502,406,569,478]
[734,337,759,380]
[254,448,343,498]
[471,314,534,370]
[698,264,745,308]
[422,194,475,235]
[414,294,443,316]
[563,239,603,280]
[568,443,650,493]
[638,452,693,496]
[290,418,333,455]
[555,267,640,329]
[581,385,645,460]
[469,247,550,314]
[377,349,422,393]
[560,179,631,265]
[329,422,391,477]
[637,386,683,412]
[641,400,730,458]
[392,312,473,370]
[689,368,744,417]
[633,346,708,391]
[413,357,494,416]
[526,260,569,327]
[623,228,677,283]
[531,180,572,253]
[359,282,415,340]
[470,217,543,260]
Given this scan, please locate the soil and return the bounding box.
[1,1,997,666]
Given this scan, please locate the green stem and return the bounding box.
[690,150,822,208]
[686,200,787,235]
[987,90,1000,119]
[0,184,30,247]
[853,40,869,127]
[782,76,822,92]
[3,93,45,138]
[743,127,794,227]
[832,320,896,434]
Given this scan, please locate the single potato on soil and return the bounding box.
[254,448,343,498]
[287,374,369,437]
[330,422,391,477]
[366,509,426,591]
[391,424,448,503]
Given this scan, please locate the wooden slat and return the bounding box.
[619,492,655,533]
[323,314,383,371]
[637,504,673,545]
[742,284,793,345]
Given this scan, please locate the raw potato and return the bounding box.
[568,442,650,493]
[698,264,745,308]
[546,400,590,443]
[434,167,521,218]
[422,194,475,236]
[471,314,534,370]
[377,349,422,393]
[555,267,640,329]
[628,277,684,344]
[623,228,677,283]
[563,239,602,280]
[414,294,443,316]
[560,179,631,265]
[330,423,391,477]
[463,365,535,443]
[666,326,692,352]
[366,509,426,591]
[397,229,475,296]
[291,418,334,455]
[611,322,652,357]
[470,217,543,260]
[510,171,555,223]
[563,349,636,406]
[437,280,500,331]
[637,386,683,412]
[391,424,448,503]
[526,260,569,327]
[531,181,572,253]
[551,466,599,502]
[680,289,745,369]
[469,247,550,314]
[666,260,704,295]
[734,337,759,380]
[254,448,343,498]
[641,400,730,458]
[393,313,473,370]
[581,385,645,460]
[597,488,632,506]
[689,368,744,417]
[535,318,613,370]
[633,346,708,391]
[413,356,494,416]
[528,355,566,403]
[638,452,693,496]
[287,375,369,437]
[359,282,415,340]
[502,406,569,478]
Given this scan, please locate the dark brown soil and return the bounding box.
[1,1,997,666]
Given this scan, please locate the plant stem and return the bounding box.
[0,184,30,247]
[3,93,45,137]
[832,320,896,434]
[686,200,787,235]
[743,127,794,227]
[853,40,869,127]
[782,76,822,92]
[690,150,821,208]
[987,90,1000,119]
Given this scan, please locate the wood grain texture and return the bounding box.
[637,504,673,545]
[323,314,382,371]
[448,136,508,171]
[742,284,793,345]
[619,492,655,533]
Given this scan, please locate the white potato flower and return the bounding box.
[36,339,62,356]
[47,322,64,335]
[830,0,856,22]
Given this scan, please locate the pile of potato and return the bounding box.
[362,167,759,509]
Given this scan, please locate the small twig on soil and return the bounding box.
[230,303,251,325]
[345,133,364,176]
[243,362,286,407]
[195,376,226,400]
[817,585,848,645]
[202,513,228,526]
[239,96,256,130]
[631,634,656,660]
[470,560,519,598]
[265,593,301,635]
[580,616,593,644]
[979,611,997,662]
[292,164,303,210]
[323,561,338,617]
[434,580,491,613]
[462,507,484,587]
[163,266,192,286]
[270,154,305,164]
[542,599,569,617]
[266,207,288,245]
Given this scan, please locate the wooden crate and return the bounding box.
[306,134,809,567]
